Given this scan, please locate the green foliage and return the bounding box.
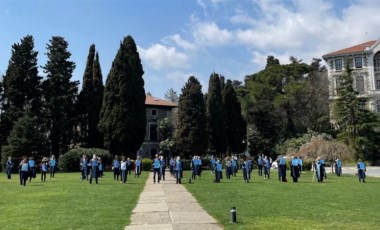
[206,73,226,154]
[141,158,153,171]
[42,36,78,156]
[157,117,173,141]
[164,88,179,103]
[99,36,146,157]
[59,147,112,172]
[176,76,207,158]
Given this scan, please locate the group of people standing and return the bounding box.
[80,154,105,184]
[5,155,57,186]
[153,154,183,184]
[110,155,142,184]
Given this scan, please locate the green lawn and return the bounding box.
[183,170,380,230]
[0,171,148,230]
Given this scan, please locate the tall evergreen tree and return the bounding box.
[223,80,246,154]
[164,88,179,103]
[206,73,226,154]
[42,36,78,156]
[76,45,104,148]
[176,76,207,158]
[99,36,146,157]
[0,35,42,160]
[333,60,380,161]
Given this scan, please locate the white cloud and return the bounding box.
[192,21,233,46]
[162,34,195,50]
[138,44,189,70]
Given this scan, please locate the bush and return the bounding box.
[142,158,153,171]
[59,148,112,172]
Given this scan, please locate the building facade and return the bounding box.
[322,40,380,120]
[138,95,177,159]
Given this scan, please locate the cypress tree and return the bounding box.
[99,36,146,157]
[177,76,207,158]
[206,73,226,155]
[223,79,246,154]
[91,52,104,148]
[0,35,42,159]
[42,36,78,156]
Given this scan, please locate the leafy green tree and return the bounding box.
[99,36,146,157]
[223,80,246,154]
[206,73,226,154]
[333,60,380,161]
[164,88,179,103]
[1,112,46,164]
[157,117,173,141]
[176,76,207,158]
[0,35,42,160]
[42,36,78,156]
[77,45,104,148]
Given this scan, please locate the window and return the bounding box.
[151,109,157,116]
[149,124,158,141]
[377,100,380,113]
[356,76,365,93]
[335,59,342,71]
[377,80,380,90]
[355,57,362,68]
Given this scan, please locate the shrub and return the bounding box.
[59,148,112,172]
[142,158,153,171]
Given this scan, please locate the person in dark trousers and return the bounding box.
[80,155,88,181]
[231,156,237,177]
[169,157,175,177]
[28,157,36,182]
[135,156,141,178]
[242,157,249,183]
[279,155,287,182]
[41,157,48,182]
[120,156,127,184]
[6,156,14,179]
[191,156,197,181]
[291,156,300,182]
[175,156,182,184]
[197,156,202,177]
[263,156,271,179]
[112,155,120,181]
[215,159,222,183]
[320,158,327,179]
[153,154,161,183]
[225,157,232,179]
[89,154,99,184]
[160,155,166,180]
[49,155,57,178]
[19,156,29,186]
[127,158,132,175]
[335,157,342,176]
[98,157,104,178]
[357,159,366,183]
[258,156,263,176]
[211,156,216,174]
[315,157,323,183]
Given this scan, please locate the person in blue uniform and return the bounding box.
[225,157,232,179]
[241,157,249,183]
[28,157,36,182]
[135,156,141,178]
[263,156,271,179]
[49,155,57,178]
[41,157,48,182]
[197,156,202,176]
[6,156,14,179]
[211,156,216,174]
[80,155,88,181]
[291,156,300,182]
[153,154,161,183]
[320,158,326,179]
[315,158,323,183]
[19,156,29,186]
[357,159,366,183]
[120,156,127,184]
[297,156,303,173]
[112,155,120,181]
[175,156,182,184]
[335,157,342,176]
[247,157,253,180]
[127,158,132,175]
[279,155,287,182]
[191,156,197,181]
[89,154,99,184]
[169,157,175,177]
[258,156,263,176]
[98,157,104,178]
[231,156,237,177]
[215,159,222,183]
[160,155,166,181]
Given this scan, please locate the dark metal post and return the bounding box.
[230,207,237,223]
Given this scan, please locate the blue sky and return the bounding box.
[1,0,379,98]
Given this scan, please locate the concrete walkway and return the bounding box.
[125,172,222,230]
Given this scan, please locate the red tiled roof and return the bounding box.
[145,95,177,107]
[323,40,378,57]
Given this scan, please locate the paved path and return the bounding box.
[125,172,222,230]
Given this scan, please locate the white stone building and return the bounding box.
[322,40,380,114]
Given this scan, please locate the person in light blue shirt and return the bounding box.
[175,156,182,184]
[80,155,88,181]
[258,156,263,176]
[357,159,366,183]
[279,155,287,182]
[89,154,99,184]
[98,157,104,178]
[153,154,161,183]
[19,156,29,186]
[6,156,14,179]
[315,157,323,183]
[263,156,271,179]
[231,156,237,177]
[169,157,175,177]
[215,159,223,183]
[335,157,342,176]
[49,155,57,178]
[135,156,141,178]
[242,157,249,183]
[297,156,303,172]
[120,156,127,184]
[191,156,198,181]
[41,157,48,182]
[112,155,120,181]
[28,157,36,182]
[291,156,300,182]
[211,156,216,174]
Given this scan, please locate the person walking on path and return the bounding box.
[160,155,166,181]
[135,156,141,178]
[6,156,14,179]
[335,157,342,176]
[175,156,183,184]
[357,159,366,183]
[169,157,175,177]
[153,154,161,183]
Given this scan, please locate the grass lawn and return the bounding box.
[183,170,380,230]
[0,171,148,230]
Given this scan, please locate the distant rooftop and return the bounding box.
[323,40,378,57]
[145,95,177,107]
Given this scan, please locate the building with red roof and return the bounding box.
[322,40,380,117]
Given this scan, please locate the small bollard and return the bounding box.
[230,207,237,224]
[188,178,192,184]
